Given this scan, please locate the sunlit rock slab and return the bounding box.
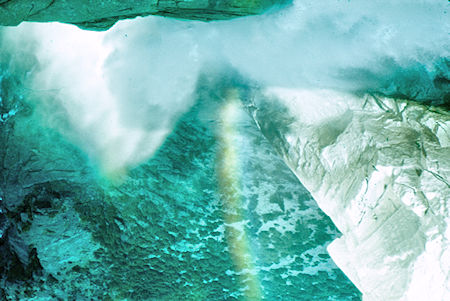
[246,89,450,300]
[0,0,286,30]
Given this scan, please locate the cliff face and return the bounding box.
[0,0,284,30]
[246,89,450,300]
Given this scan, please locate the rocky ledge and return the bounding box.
[0,0,285,30]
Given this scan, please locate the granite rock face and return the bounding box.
[0,0,285,30]
[245,89,450,300]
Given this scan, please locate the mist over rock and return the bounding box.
[0,1,449,300]
[0,60,361,299]
[0,0,286,30]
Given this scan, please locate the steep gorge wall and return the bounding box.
[245,89,450,300]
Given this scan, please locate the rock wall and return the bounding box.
[245,88,450,300]
[0,0,285,30]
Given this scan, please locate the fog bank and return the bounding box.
[2,0,448,172]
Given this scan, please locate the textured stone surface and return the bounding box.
[245,89,450,300]
[0,0,286,30]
